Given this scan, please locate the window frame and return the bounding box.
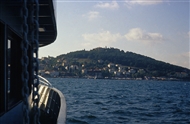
[7,28,23,109]
[0,21,28,116]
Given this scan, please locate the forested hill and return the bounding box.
[57,47,189,73]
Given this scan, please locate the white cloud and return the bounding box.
[82,30,123,47]
[95,1,119,9]
[82,28,163,47]
[125,28,163,44]
[125,0,163,6]
[83,11,100,21]
[88,11,100,20]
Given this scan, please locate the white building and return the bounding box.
[70,65,79,70]
[118,66,125,72]
[109,68,115,73]
[81,69,87,74]
[108,63,115,68]
[114,71,121,76]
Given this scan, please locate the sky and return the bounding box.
[39,0,190,69]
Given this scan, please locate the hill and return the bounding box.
[40,47,190,80]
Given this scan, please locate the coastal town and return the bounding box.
[39,56,189,81]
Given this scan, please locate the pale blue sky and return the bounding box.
[39,0,190,69]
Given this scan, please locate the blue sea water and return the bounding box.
[47,78,190,124]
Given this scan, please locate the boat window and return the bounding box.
[7,39,12,107]
[0,21,23,115]
[0,21,31,116]
[7,39,11,92]
[7,29,22,109]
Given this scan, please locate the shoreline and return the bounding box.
[43,76,189,82]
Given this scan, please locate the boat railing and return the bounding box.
[38,75,52,87]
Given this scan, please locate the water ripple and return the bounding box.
[47,78,190,124]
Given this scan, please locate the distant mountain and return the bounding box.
[57,47,189,72]
[40,47,190,80]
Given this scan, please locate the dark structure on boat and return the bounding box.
[0,0,66,123]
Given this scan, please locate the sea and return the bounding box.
[47,78,190,124]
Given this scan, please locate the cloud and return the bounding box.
[82,30,123,47]
[83,11,100,21]
[125,0,163,6]
[82,28,163,47]
[95,1,119,9]
[124,28,163,44]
